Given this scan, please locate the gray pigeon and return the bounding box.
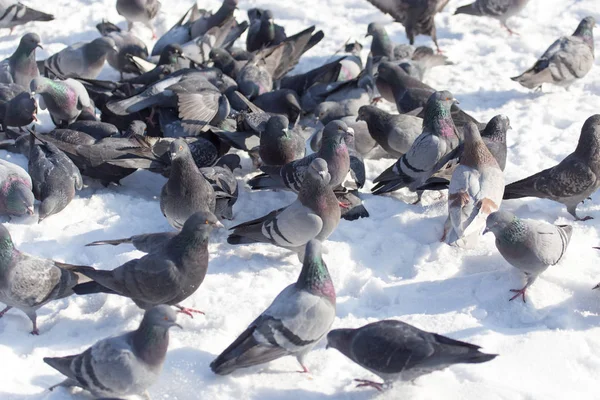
[42,37,118,79]
[97,21,149,78]
[28,134,83,223]
[116,0,162,39]
[0,158,34,216]
[442,122,504,248]
[0,32,41,88]
[371,91,460,202]
[190,0,238,39]
[72,211,223,314]
[258,115,305,166]
[455,0,531,34]
[228,158,341,257]
[0,83,37,129]
[356,105,422,158]
[310,116,378,157]
[44,305,180,398]
[327,319,497,391]
[248,120,353,193]
[364,0,450,52]
[253,89,302,124]
[160,139,216,230]
[512,17,595,90]
[199,154,241,221]
[30,77,92,126]
[67,121,120,140]
[210,239,335,375]
[151,4,199,56]
[484,210,572,302]
[503,114,600,221]
[0,223,81,334]
[365,22,394,60]
[236,57,273,100]
[0,1,53,33]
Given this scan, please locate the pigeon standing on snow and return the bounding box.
[0,1,53,33]
[258,115,305,166]
[326,319,497,392]
[511,17,595,90]
[443,122,504,248]
[161,139,216,230]
[228,158,341,257]
[116,0,162,39]
[72,211,223,315]
[0,83,37,130]
[365,22,394,60]
[503,114,600,221]
[454,0,531,34]
[0,32,41,88]
[30,77,92,126]
[28,134,83,223]
[42,37,118,80]
[211,239,335,375]
[371,91,460,202]
[0,223,82,334]
[199,154,241,221]
[0,158,34,216]
[44,305,180,398]
[484,210,572,302]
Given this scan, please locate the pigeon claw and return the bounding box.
[30,328,40,336]
[175,305,205,319]
[354,379,385,392]
[577,216,594,222]
[509,288,527,303]
[296,364,310,374]
[338,201,350,209]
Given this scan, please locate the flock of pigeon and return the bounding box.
[0,0,597,398]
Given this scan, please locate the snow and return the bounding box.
[1,0,600,399]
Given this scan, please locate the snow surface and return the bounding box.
[1,0,600,399]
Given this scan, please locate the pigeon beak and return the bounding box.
[32,113,39,122]
[214,221,225,229]
[26,206,34,215]
[345,127,355,136]
[593,284,600,290]
[453,99,460,105]
[482,227,491,235]
[170,152,177,160]
[355,115,362,122]
[112,46,119,52]
[36,44,43,50]
[38,217,44,224]
[179,53,188,61]
[364,33,371,38]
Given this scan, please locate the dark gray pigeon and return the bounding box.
[327,319,497,391]
[72,211,223,314]
[151,4,199,56]
[160,139,216,229]
[190,0,238,39]
[228,158,341,257]
[28,134,83,223]
[310,116,378,157]
[45,305,180,398]
[0,83,37,129]
[356,105,422,158]
[0,158,34,216]
[116,0,162,39]
[97,21,149,78]
[258,115,305,166]
[42,37,118,79]
[246,9,286,52]
[199,154,241,221]
[0,32,41,88]
[0,223,82,334]
[0,1,53,33]
[67,121,120,140]
[512,17,595,90]
[365,22,394,59]
[252,89,302,124]
[503,114,600,220]
[30,77,92,126]
[211,239,335,375]
[455,0,531,34]
[485,210,572,302]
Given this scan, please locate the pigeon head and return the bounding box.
[143,305,182,330]
[484,210,517,235]
[366,22,385,37]
[10,92,38,124]
[169,139,191,161]
[16,33,42,55]
[574,17,596,48]
[315,102,344,125]
[296,239,335,302]
[575,114,600,159]
[133,305,181,367]
[326,328,354,353]
[160,44,186,66]
[345,41,363,54]
[306,158,331,186]
[180,211,224,237]
[482,115,511,142]
[210,48,234,69]
[423,90,457,137]
[356,105,377,122]
[3,179,34,216]
[322,120,354,144]
[91,37,118,55]
[29,77,52,95]
[265,115,291,138]
[38,196,62,223]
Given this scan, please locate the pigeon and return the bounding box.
[364,0,450,52]
[375,61,433,113]
[160,139,216,230]
[396,45,453,81]
[210,48,245,80]
[0,83,37,129]
[127,43,189,75]
[455,0,531,35]
[356,105,422,158]
[511,17,596,90]
[337,190,370,221]
[72,211,223,313]
[0,158,34,216]
[0,1,53,33]
[248,120,353,193]
[199,154,241,221]
[97,21,149,78]
[258,115,306,166]
[442,122,505,248]
[190,0,238,39]
[503,114,600,221]
[228,158,341,257]
[116,0,162,39]
[30,77,92,127]
[28,134,83,223]
[44,305,180,398]
[479,114,509,171]
[0,223,82,334]
[365,22,394,60]
[210,239,335,375]
[67,121,120,140]
[236,57,274,100]
[151,4,200,56]
[326,319,497,391]
[310,116,378,157]
[252,89,302,124]
[371,91,460,201]
[484,210,572,302]
[0,32,41,88]
[41,37,118,80]
[246,9,286,52]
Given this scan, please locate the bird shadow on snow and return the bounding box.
[456,89,544,113]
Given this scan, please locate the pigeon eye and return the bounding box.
[163,316,169,321]
[205,220,209,224]
[179,146,183,151]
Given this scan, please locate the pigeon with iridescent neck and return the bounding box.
[484,210,572,302]
[44,305,180,398]
[0,158,34,216]
[30,77,92,127]
[0,223,82,334]
[211,239,335,375]
[0,33,42,88]
[442,122,504,248]
[258,115,305,166]
[365,22,394,60]
[512,17,595,90]
[371,91,461,202]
